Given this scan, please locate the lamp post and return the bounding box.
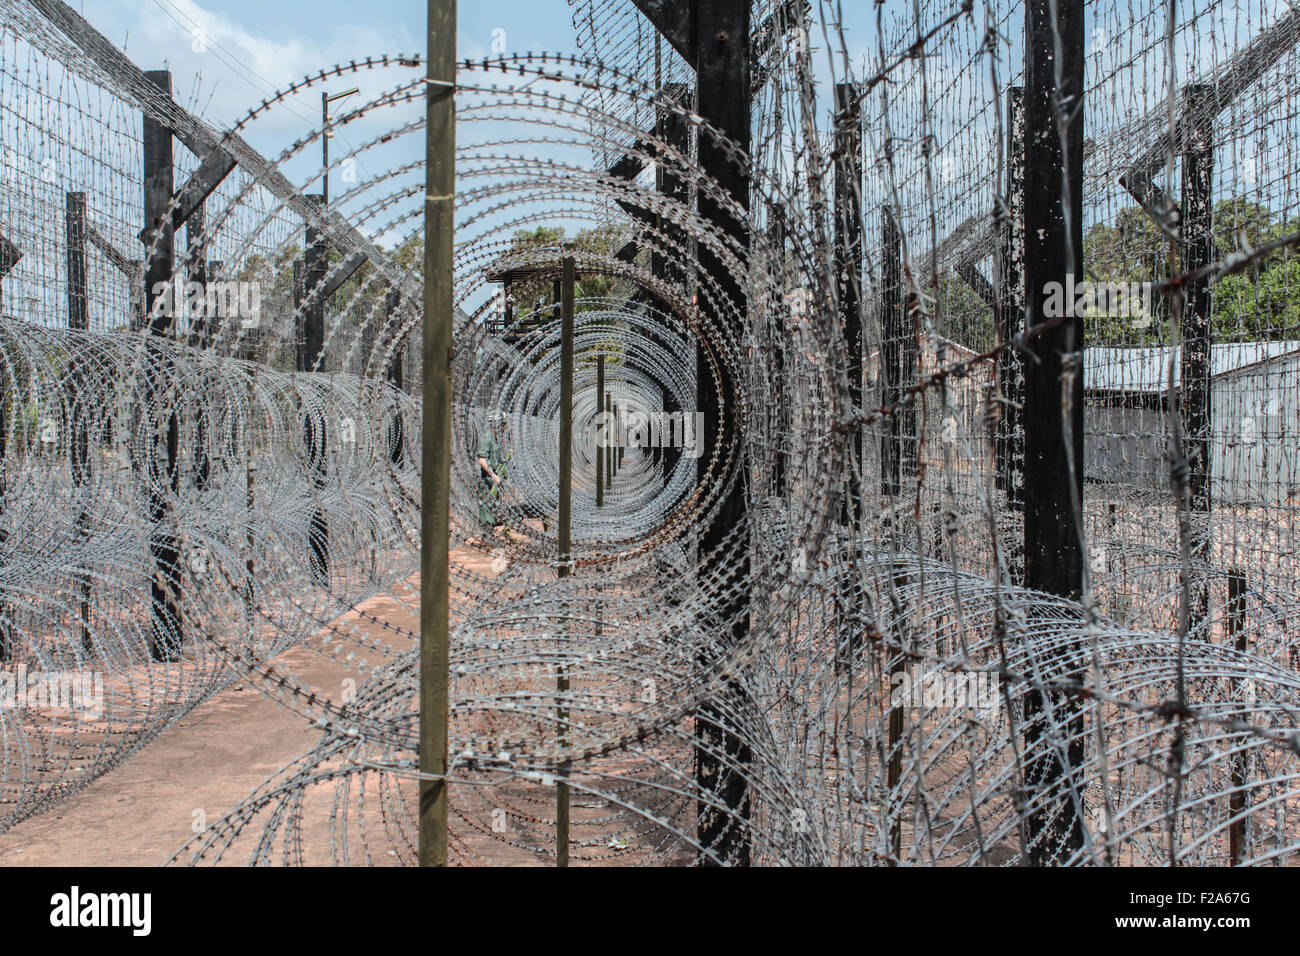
[322,87,359,206]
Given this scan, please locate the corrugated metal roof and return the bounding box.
[1085,341,1300,393]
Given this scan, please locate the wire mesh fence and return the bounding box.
[0,0,1297,866]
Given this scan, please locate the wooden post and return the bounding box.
[1022,0,1087,865]
[188,204,212,492]
[299,194,329,585]
[143,68,181,662]
[67,190,91,648]
[835,82,864,530]
[835,82,864,669]
[693,0,752,866]
[419,0,455,869]
[596,354,605,507]
[1180,83,1215,634]
[1226,570,1248,864]
[880,207,904,498]
[66,190,89,489]
[997,87,1026,524]
[556,255,575,866]
[880,204,907,862]
[385,287,405,466]
[768,201,787,499]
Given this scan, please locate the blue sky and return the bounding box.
[77,0,583,128]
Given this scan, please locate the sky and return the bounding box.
[76,0,582,128]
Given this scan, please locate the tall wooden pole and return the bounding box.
[1022,0,1087,864]
[997,87,1026,527]
[385,287,406,466]
[188,204,211,492]
[66,190,88,489]
[834,82,864,670]
[1226,569,1249,864]
[1180,82,1215,635]
[67,190,91,649]
[556,255,575,866]
[694,0,752,866]
[880,204,906,862]
[300,194,329,586]
[143,68,181,662]
[596,354,605,507]
[419,0,455,869]
[835,82,863,533]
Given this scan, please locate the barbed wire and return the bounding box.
[0,0,1297,866]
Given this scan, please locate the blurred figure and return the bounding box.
[477,412,510,530]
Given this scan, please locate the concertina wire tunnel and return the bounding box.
[0,0,1297,865]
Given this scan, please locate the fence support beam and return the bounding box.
[997,86,1026,527]
[880,207,904,499]
[67,192,89,487]
[143,68,181,663]
[768,202,787,499]
[835,82,864,533]
[298,194,329,586]
[1227,570,1249,864]
[187,204,212,495]
[418,0,455,869]
[67,190,91,649]
[556,255,575,867]
[693,0,752,866]
[1022,0,1087,865]
[385,287,405,466]
[835,82,864,670]
[1180,82,1215,634]
[596,354,605,507]
[879,203,907,861]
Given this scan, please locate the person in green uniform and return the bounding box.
[477,414,509,529]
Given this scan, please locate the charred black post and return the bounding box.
[879,203,908,861]
[880,207,904,499]
[1180,83,1215,634]
[596,354,605,506]
[188,204,211,492]
[298,194,329,585]
[768,200,788,499]
[1021,0,1087,864]
[1227,569,1249,864]
[835,82,864,532]
[693,0,752,867]
[67,190,91,648]
[834,82,864,670]
[385,287,405,466]
[66,190,89,486]
[997,86,1026,524]
[143,68,181,662]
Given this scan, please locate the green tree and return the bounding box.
[1081,198,1300,345]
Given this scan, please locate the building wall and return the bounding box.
[1083,352,1300,505]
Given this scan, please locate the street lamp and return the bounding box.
[322,87,359,206]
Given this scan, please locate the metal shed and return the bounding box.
[1084,342,1300,504]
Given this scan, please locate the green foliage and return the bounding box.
[1215,255,1300,340]
[935,274,996,352]
[1082,198,1300,345]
